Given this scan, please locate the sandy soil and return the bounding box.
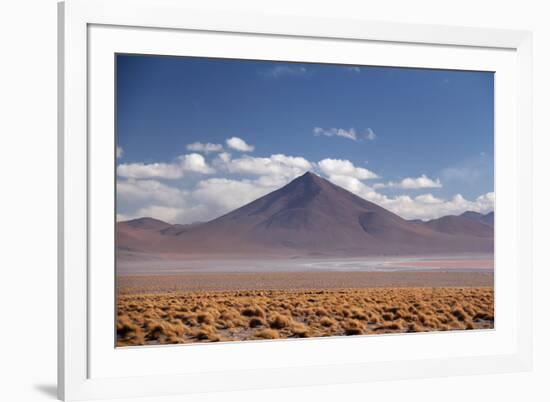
[117,287,494,346]
[117,271,493,294]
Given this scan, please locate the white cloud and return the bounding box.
[322,175,493,221]
[223,154,312,178]
[414,193,443,204]
[117,162,184,179]
[118,172,494,224]
[216,152,231,163]
[473,192,495,211]
[346,66,361,73]
[226,136,255,152]
[117,176,278,225]
[116,146,123,158]
[374,174,442,189]
[313,127,377,142]
[117,153,214,179]
[116,213,131,222]
[365,128,376,141]
[313,127,357,141]
[134,205,187,223]
[116,178,215,224]
[317,158,379,180]
[261,65,308,78]
[192,178,275,215]
[116,149,492,224]
[178,153,215,174]
[117,178,185,207]
[116,151,313,223]
[384,192,495,221]
[394,175,442,189]
[186,142,224,154]
[326,175,386,204]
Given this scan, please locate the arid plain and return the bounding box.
[116,173,494,346]
[117,256,494,346]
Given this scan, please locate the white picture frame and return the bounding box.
[58,0,533,400]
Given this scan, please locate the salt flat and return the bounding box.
[116,254,494,276]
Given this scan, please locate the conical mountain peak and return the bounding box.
[279,171,342,197]
[118,171,494,257]
[297,171,322,181]
[213,169,389,226]
[287,171,326,187]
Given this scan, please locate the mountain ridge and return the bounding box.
[117,172,494,258]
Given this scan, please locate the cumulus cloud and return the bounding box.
[178,153,215,174]
[186,142,224,154]
[117,162,184,179]
[116,146,123,158]
[116,149,493,224]
[414,193,443,204]
[327,173,494,220]
[317,158,379,180]
[134,205,187,223]
[226,137,255,152]
[116,152,312,223]
[224,154,312,178]
[116,178,216,224]
[216,152,232,163]
[117,178,185,207]
[192,178,275,214]
[117,153,214,179]
[374,174,442,190]
[388,192,494,221]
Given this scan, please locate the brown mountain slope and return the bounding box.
[119,217,172,231]
[117,172,493,257]
[422,215,493,237]
[460,211,494,227]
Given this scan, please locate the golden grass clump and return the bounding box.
[253,328,280,340]
[319,316,336,327]
[269,314,293,329]
[249,317,266,328]
[343,319,365,335]
[290,323,309,337]
[116,315,144,345]
[240,306,265,318]
[116,287,494,346]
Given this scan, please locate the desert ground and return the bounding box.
[116,257,494,347]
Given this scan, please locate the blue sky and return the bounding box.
[116,54,494,224]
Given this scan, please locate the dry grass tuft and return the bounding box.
[249,317,266,328]
[241,306,265,318]
[319,316,336,327]
[343,319,365,335]
[269,314,293,329]
[290,323,309,337]
[116,287,494,346]
[253,328,280,339]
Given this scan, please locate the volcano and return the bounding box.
[117,172,494,257]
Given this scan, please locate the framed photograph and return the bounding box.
[58,0,533,400]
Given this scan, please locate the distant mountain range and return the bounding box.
[117,172,494,258]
